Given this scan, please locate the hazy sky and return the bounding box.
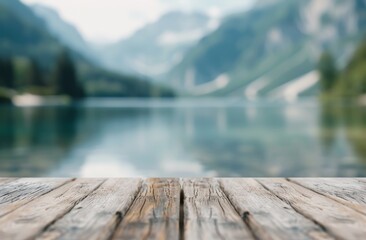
[21,0,253,44]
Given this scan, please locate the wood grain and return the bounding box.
[0,178,104,240]
[0,178,17,185]
[0,178,72,217]
[37,179,142,240]
[0,178,364,239]
[289,178,366,215]
[220,178,332,240]
[258,178,366,240]
[112,178,180,240]
[183,178,254,240]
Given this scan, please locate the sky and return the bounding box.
[21,0,253,44]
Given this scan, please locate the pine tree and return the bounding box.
[318,51,338,92]
[54,51,85,98]
[28,59,44,87]
[0,58,15,89]
[339,40,366,96]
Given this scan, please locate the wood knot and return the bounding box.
[242,211,250,220]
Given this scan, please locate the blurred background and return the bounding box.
[1,0,366,177]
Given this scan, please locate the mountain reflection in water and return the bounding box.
[0,99,366,177]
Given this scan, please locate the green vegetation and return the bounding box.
[319,40,366,99]
[337,40,366,97]
[0,52,84,99]
[0,58,15,103]
[0,58,14,89]
[54,51,84,98]
[0,52,176,100]
[0,0,175,102]
[27,58,45,87]
[318,51,338,92]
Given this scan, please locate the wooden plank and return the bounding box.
[357,178,366,183]
[37,179,142,240]
[220,178,332,240]
[183,178,254,240]
[0,178,104,240]
[258,178,366,240]
[0,178,17,185]
[289,178,366,215]
[0,178,72,217]
[112,178,180,240]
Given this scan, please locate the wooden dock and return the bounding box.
[0,178,365,240]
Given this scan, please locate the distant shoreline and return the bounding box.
[11,94,71,107]
[2,94,366,108]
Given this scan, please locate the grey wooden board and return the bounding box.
[37,178,142,240]
[183,178,254,240]
[289,178,366,215]
[0,178,17,185]
[0,178,72,217]
[0,178,104,240]
[220,178,332,240]
[112,178,181,240]
[258,178,366,240]
[0,178,364,240]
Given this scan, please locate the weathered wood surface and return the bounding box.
[112,178,181,240]
[38,179,142,240]
[258,178,366,240]
[0,178,72,217]
[0,178,364,240]
[220,178,332,240]
[183,179,254,240]
[0,178,103,240]
[289,178,366,215]
[0,178,17,185]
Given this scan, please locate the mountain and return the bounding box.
[0,0,174,97]
[31,4,95,61]
[0,0,60,69]
[166,0,366,98]
[99,11,218,78]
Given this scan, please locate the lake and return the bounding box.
[0,98,366,177]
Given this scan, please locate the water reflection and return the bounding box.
[344,108,366,165]
[319,102,366,176]
[319,102,339,152]
[1,99,366,177]
[0,106,82,176]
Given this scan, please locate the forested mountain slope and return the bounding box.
[167,0,366,98]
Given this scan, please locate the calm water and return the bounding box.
[0,99,366,177]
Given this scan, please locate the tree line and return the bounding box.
[318,39,366,99]
[0,51,85,99]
